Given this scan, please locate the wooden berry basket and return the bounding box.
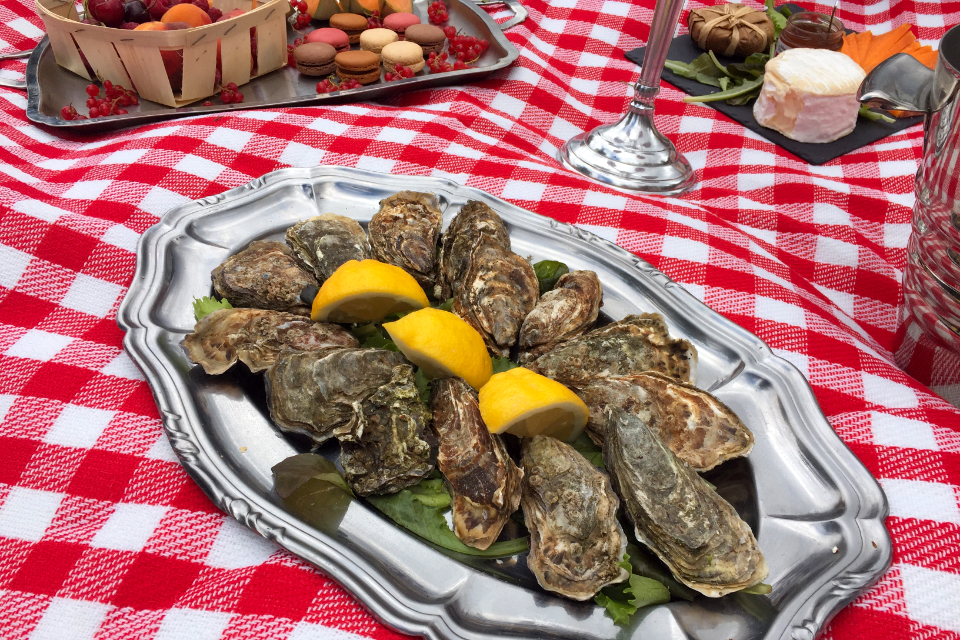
[35,0,287,107]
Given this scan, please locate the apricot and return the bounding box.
[161,3,212,27]
[134,21,168,30]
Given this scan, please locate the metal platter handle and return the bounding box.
[0,49,32,90]
[471,0,528,31]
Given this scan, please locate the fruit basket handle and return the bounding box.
[471,0,527,31]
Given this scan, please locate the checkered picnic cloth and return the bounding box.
[0,0,958,638]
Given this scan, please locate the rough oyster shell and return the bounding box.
[211,240,318,315]
[435,200,511,300]
[527,313,697,387]
[578,372,753,472]
[369,191,443,293]
[286,214,371,281]
[603,406,768,597]
[337,364,436,496]
[519,270,602,364]
[182,308,358,375]
[453,235,539,357]
[430,378,523,550]
[520,435,628,601]
[265,348,408,443]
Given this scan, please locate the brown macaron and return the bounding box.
[293,42,338,76]
[403,24,446,55]
[329,13,368,44]
[335,50,382,84]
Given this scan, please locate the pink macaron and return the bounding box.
[382,12,421,40]
[306,28,351,53]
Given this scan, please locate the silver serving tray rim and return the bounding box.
[117,166,891,640]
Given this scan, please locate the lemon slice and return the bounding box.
[478,367,588,442]
[383,307,493,389]
[311,259,429,323]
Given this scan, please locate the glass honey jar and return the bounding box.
[775,11,845,55]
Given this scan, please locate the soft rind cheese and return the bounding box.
[753,48,867,144]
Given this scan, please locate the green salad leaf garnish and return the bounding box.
[858,105,896,123]
[491,355,520,374]
[351,323,400,351]
[740,582,773,595]
[533,260,569,294]
[765,0,787,40]
[367,478,529,557]
[192,296,233,321]
[571,432,605,469]
[414,368,432,404]
[594,553,671,625]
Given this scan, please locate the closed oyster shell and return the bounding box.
[520,435,628,601]
[369,192,443,292]
[603,406,768,597]
[453,235,539,357]
[527,313,697,387]
[286,214,371,281]
[211,240,318,315]
[337,364,436,496]
[431,378,522,550]
[579,373,753,471]
[183,308,358,375]
[436,200,511,300]
[519,270,602,364]
[265,348,408,443]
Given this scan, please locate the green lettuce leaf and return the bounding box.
[571,433,605,469]
[192,296,233,321]
[272,454,355,534]
[415,368,432,404]
[533,260,569,294]
[491,355,520,374]
[858,105,896,123]
[594,593,636,625]
[740,582,773,595]
[595,553,672,625]
[765,0,787,39]
[351,323,400,351]
[367,479,529,557]
[434,298,455,312]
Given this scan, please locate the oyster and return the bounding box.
[578,372,754,471]
[265,348,408,443]
[527,313,697,387]
[520,435,628,601]
[453,235,539,356]
[603,406,768,597]
[430,378,523,550]
[337,364,436,496]
[519,270,602,364]
[183,308,358,375]
[211,240,318,315]
[369,191,443,292]
[286,214,371,281]
[435,200,511,300]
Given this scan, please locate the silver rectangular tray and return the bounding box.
[117,166,891,640]
[16,0,523,133]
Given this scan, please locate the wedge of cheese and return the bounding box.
[753,48,867,144]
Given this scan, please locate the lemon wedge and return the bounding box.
[383,308,493,389]
[478,367,588,442]
[311,259,429,323]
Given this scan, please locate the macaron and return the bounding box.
[293,42,337,76]
[403,24,445,55]
[380,40,425,73]
[306,27,350,53]
[329,13,368,44]
[382,12,421,39]
[335,50,382,84]
[360,28,399,56]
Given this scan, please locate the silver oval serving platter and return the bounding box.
[118,166,892,640]
[17,0,524,133]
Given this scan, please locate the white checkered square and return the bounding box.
[813,203,851,226]
[155,608,233,640]
[862,372,918,409]
[30,598,111,640]
[871,412,939,451]
[205,128,255,152]
[205,517,278,569]
[101,352,145,381]
[175,155,225,181]
[44,404,116,449]
[5,329,73,361]
[881,478,960,524]
[755,296,806,328]
[279,142,325,168]
[0,243,31,289]
[0,487,64,542]
[100,224,139,252]
[815,236,859,268]
[900,564,960,633]
[661,236,709,263]
[62,180,112,200]
[59,274,124,318]
[90,503,169,551]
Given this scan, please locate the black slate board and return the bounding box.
[624,5,922,165]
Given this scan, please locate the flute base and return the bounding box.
[559,105,696,197]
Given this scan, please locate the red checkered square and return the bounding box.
[6,541,85,596]
[110,553,203,610]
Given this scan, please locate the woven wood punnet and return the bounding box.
[35,0,287,107]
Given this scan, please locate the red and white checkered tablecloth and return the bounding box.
[0,0,958,637]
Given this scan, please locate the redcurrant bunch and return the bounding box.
[442,25,456,39]
[221,82,244,103]
[385,63,415,81]
[339,78,362,90]
[449,32,488,62]
[60,105,85,121]
[427,51,454,73]
[66,81,138,119]
[287,37,305,67]
[290,0,311,30]
[316,76,339,93]
[366,9,382,29]
[427,0,448,24]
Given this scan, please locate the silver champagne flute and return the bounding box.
[559,0,695,196]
